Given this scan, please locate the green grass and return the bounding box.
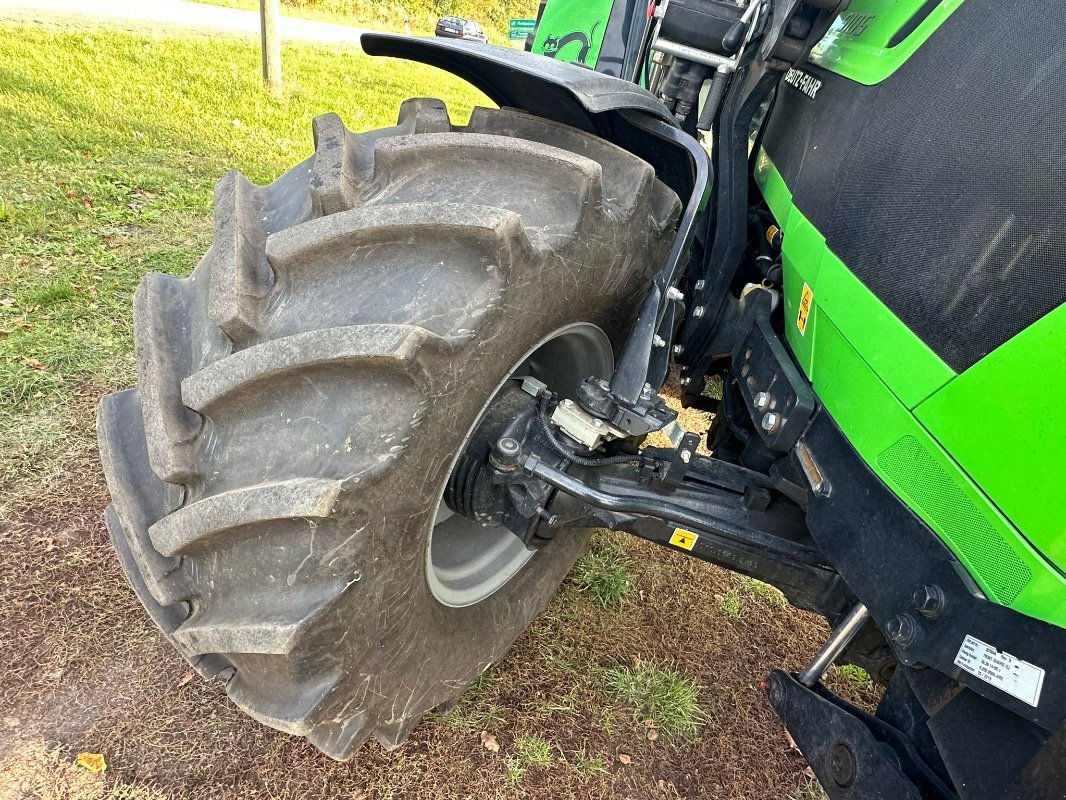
[717,587,743,619]
[190,0,537,42]
[0,23,486,493]
[572,540,636,610]
[835,663,875,690]
[513,735,553,768]
[789,777,829,800]
[603,660,704,742]
[567,749,609,776]
[503,734,554,788]
[734,574,788,608]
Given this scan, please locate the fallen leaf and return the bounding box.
[784,730,799,751]
[65,189,77,199]
[22,358,46,371]
[75,752,107,773]
[176,672,194,688]
[479,731,499,753]
[81,195,93,210]
[0,298,15,307]
[647,727,659,742]
[617,753,632,765]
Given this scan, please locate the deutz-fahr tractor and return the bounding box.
[96,1,1066,796]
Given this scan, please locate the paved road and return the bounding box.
[0,0,370,44]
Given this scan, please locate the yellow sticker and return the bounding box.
[669,528,699,551]
[797,282,814,336]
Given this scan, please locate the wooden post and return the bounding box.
[260,0,282,96]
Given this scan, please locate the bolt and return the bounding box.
[537,507,560,526]
[829,741,857,789]
[653,335,666,348]
[913,584,946,618]
[753,391,771,411]
[672,344,685,356]
[680,376,691,385]
[694,279,706,291]
[885,613,919,647]
[497,437,520,457]
[680,449,691,463]
[666,286,684,302]
[562,399,573,407]
[692,306,705,318]
[766,677,784,706]
[760,412,780,432]
[592,418,604,428]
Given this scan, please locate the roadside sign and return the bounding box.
[508,18,536,40]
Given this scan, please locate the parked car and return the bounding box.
[434,16,487,43]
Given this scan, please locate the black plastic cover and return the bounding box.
[659,0,746,55]
[761,0,1066,371]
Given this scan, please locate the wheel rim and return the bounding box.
[426,323,613,608]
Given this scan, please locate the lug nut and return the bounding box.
[680,449,692,463]
[760,412,780,432]
[692,306,705,318]
[753,391,771,411]
[666,286,684,302]
[694,279,706,291]
[653,335,666,347]
[672,344,685,356]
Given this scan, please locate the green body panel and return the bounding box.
[756,155,955,408]
[809,0,965,85]
[915,306,1066,569]
[756,155,1066,628]
[531,0,614,67]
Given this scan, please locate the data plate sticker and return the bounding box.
[954,634,1045,707]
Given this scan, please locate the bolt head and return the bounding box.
[666,286,684,302]
[653,335,666,348]
[753,391,771,411]
[562,399,573,407]
[886,613,919,647]
[694,279,706,291]
[497,437,520,456]
[672,344,685,356]
[680,449,692,463]
[913,584,946,618]
[692,306,705,318]
[592,418,604,428]
[760,412,780,432]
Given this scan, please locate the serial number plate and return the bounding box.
[954,634,1045,707]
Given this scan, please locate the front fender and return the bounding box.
[361,34,710,400]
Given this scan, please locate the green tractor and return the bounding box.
[97,0,1065,796]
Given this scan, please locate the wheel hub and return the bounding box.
[425,323,613,608]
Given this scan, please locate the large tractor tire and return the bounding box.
[98,98,680,759]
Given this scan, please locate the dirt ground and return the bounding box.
[0,388,879,800]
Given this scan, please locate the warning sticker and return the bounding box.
[954,634,1045,707]
[797,283,813,336]
[669,528,698,551]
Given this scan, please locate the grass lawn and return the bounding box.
[0,22,864,799]
[0,24,484,495]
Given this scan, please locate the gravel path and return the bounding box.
[0,0,371,44]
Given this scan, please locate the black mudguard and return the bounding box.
[361,34,711,401]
